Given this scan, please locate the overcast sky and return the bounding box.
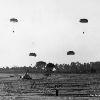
[0,0,100,67]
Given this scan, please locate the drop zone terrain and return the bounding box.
[0,73,100,100]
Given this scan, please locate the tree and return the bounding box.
[91,67,96,73]
[35,61,46,72]
[45,63,55,76]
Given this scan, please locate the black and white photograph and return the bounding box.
[0,0,99,100]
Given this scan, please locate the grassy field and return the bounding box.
[0,73,100,100]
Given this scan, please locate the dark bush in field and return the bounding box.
[22,73,32,80]
[45,63,55,76]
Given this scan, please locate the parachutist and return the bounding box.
[79,18,88,34]
[10,18,18,34]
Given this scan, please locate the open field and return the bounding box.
[0,95,100,100]
[0,73,100,99]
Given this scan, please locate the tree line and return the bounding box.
[0,61,100,74]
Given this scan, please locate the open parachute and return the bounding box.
[29,53,37,57]
[10,18,18,23]
[67,51,75,55]
[79,18,88,23]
